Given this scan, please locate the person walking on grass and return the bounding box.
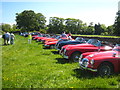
[10,33,15,45]
[2,32,10,45]
[28,32,32,44]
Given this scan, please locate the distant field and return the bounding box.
[72,34,120,38]
[2,35,120,88]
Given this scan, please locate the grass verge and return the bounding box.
[2,35,120,88]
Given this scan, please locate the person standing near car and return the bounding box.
[28,32,32,44]
[60,32,68,38]
[67,32,72,40]
[2,32,10,45]
[10,33,15,45]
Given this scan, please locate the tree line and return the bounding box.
[1,10,120,36]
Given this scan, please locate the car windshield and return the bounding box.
[56,36,60,39]
[113,44,120,51]
[87,39,101,46]
[75,37,83,41]
[38,34,43,37]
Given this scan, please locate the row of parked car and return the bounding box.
[21,32,120,77]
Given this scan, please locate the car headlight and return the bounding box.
[90,59,94,65]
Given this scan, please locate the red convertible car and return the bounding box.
[44,38,70,49]
[79,44,120,76]
[60,39,113,62]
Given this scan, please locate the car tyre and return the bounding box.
[50,45,54,49]
[70,52,81,62]
[97,62,113,77]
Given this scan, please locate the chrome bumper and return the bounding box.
[44,45,50,47]
[80,65,97,72]
[60,51,69,59]
[55,47,60,51]
[63,55,68,59]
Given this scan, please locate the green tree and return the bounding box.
[35,13,46,31]
[11,24,20,32]
[94,23,105,35]
[85,22,94,35]
[79,23,87,35]
[48,17,65,34]
[16,10,46,32]
[106,25,114,35]
[113,11,120,36]
[65,18,83,34]
[1,23,12,32]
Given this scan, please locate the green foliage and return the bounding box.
[2,35,120,88]
[48,17,65,34]
[101,32,109,35]
[1,24,20,33]
[16,10,46,32]
[107,25,114,35]
[65,18,83,34]
[1,24,12,32]
[39,29,47,34]
[2,9,120,36]
[114,11,120,36]
[94,23,106,35]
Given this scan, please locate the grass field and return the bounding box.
[2,35,120,88]
[72,34,120,38]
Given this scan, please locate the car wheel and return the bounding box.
[70,52,81,62]
[50,45,54,49]
[97,62,113,77]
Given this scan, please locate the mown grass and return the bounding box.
[2,35,120,88]
[72,34,120,38]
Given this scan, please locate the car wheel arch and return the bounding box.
[97,61,114,76]
[50,44,54,49]
[98,61,114,70]
[70,51,82,62]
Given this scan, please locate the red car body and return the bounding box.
[79,44,120,76]
[37,37,47,41]
[44,38,69,49]
[60,39,113,62]
[44,41,58,48]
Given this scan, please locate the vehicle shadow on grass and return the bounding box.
[72,68,96,79]
[43,47,50,49]
[72,68,120,79]
[55,58,69,64]
[51,51,59,54]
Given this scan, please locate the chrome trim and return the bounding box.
[63,55,68,59]
[79,54,83,61]
[44,45,50,47]
[80,65,97,72]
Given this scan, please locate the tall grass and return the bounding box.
[2,35,120,88]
